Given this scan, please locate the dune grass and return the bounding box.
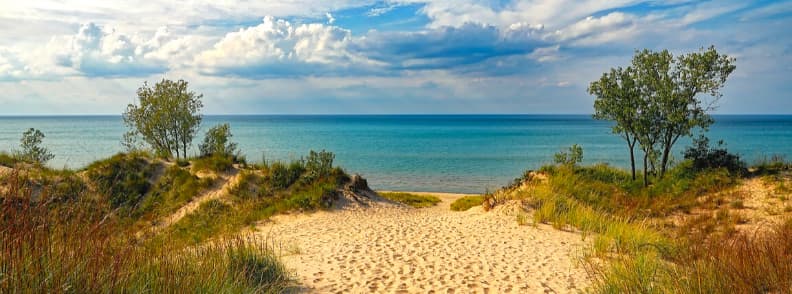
[379,192,441,208]
[450,195,485,211]
[508,161,792,293]
[0,171,293,293]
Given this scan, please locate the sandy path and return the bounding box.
[257,192,590,293]
[153,169,241,230]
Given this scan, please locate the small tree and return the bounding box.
[18,128,54,164]
[199,123,237,158]
[554,144,583,167]
[123,79,203,160]
[590,66,641,180]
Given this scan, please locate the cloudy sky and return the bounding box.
[0,0,790,114]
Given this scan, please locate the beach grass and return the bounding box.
[379,192,441,208]
[450,195,485,211]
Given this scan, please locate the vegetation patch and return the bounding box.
[379,192,441,208]
[85,152,157,211]
[450,195,485,211]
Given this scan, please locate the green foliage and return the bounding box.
[138,165,213,219]
[683,135,746,175]
[450,195,484,211]
[0,176,291,293]
[753,154,790,175]
[85,153,155,210]
[192,154,234,173]
[379,192,441,208]
[123,79,203,160]
[590,46,736,181]
[17,128,54,164]
[269,160,306,190]
[304,149,335,181]
[590,65,641,179]
[199,123,238,158]
[0,151,21,167]
[553,144,583,166]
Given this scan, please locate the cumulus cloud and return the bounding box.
[45,23,170,77]
[195,16,379,78]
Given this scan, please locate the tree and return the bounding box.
[590,66,641,180]
[652,46,735,177]
[199,123,237,158]
[123,79,203,160]
[18,128,54,164]
[590,46,735,184]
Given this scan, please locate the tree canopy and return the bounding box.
[123,79,203,160]
[590,46,735,184]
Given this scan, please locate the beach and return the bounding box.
[256,192,590,293]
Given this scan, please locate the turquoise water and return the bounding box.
[0,115,790,193]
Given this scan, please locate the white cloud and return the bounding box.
[195,16,378,77]
[326,12,336,24]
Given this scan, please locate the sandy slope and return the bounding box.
[256,192,590,293]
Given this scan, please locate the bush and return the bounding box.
[379,192,441,208]
[683,136,746,175]
[17,128,54,164]
[269,161,304,190]
[450,195,485,211]
[304,150,335,180]
[199,123,238,158]
[85,153,155,210]
[554,144,583,166]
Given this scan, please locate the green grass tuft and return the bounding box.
[379,192,441,208]
[450,195,484,211]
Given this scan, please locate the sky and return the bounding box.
[0,0,790,115]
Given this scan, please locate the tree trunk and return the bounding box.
[659,140,672,178]
[643,153,649,187]
[629,146,636,181]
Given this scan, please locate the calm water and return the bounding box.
[0,115,790,193]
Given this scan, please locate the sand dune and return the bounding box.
[256,192,590,293]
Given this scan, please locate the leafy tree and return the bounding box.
[590,46,735,184]
[18,128,54,164]
[554,144,583,166]
[635,46,736,177]
[123,79,203,160]
[199,123,238,158]
[590,66,641,180]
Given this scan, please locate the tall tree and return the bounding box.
[655,46,735,177]
[590,46,735,184]
[123,79,203,160]
[590,66,641,180]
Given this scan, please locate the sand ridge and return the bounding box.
[256,192,590,293]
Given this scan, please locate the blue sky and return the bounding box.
[0,0,790,114]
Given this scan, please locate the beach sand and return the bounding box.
[255,191,591,293]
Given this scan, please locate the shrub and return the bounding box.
[683,136,746,175]
[450,195,485,211]
[199,123,238,158]
[379,192,441,208]
[17,128,54,164]
[304,150,335,180]
[269,160,306,190]
[554,144,583,166]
